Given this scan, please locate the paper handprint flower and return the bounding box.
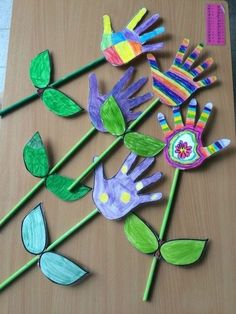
[101,8,165,66]
[92,153,163,220]
[147,38,217,106]
[157,99,231,170]
[88,67,153,132]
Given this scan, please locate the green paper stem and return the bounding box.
[0,56,106,117]
[68,97,160,191]
[0,208,99,292]
[142,168,181,302]
[0,127,97,227]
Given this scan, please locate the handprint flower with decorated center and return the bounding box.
[148,38,217,106]
[157,99,231,170]
[92,153,163,220]
[101,8,165,66]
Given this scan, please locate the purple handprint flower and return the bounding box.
[92,153,163,220]
[88,67,153,132]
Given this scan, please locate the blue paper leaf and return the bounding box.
[21,203,48,255]
[39,252,88,285]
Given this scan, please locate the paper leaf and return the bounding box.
[29,50,51,88]
[42,88,83,117]
[21,203,48,255]
[124,214,158,254]
[160,239,208,266]
[23,132,50,178]
[45,174,91,201]
[100,95,126,135]
[124,132,165,157]
[39,252,88,285]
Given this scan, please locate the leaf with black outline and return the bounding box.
[45,174,91,201]
[23,132,50,178]
[124,214,158,254]
[39,252,88,286]
[29,50,51,88]
[21,203,48,255]
[160,239,208,266]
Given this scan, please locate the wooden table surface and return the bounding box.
[0,0,235,313]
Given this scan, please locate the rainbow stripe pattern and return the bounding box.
[101,8,165,66]
[157,99,230,170]
[148,39,217,107]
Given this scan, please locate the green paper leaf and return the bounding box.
[21,203,48,255]
[29,50,51,88]
[23,132,50,178]
[124,214,158,254]
[39,252,88,286]
[100,95,126,135]
[42,88,83,117]
[124,132,165,157]
[160,239,208,266]
[45,174,91,201]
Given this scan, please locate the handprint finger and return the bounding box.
[183,43,204,70]
[89,73,100,99]
[127,93,153,109]
[103,15,113,35]
[118,153,138,176]
[190,57,214,77]
[147,53,160,70]
[173,106,184,130]
[186,98,197,126]
[196,102,212,131]
[135,14,160,35]
[135,172,162,192]
[142,42,164,53]
[197,75,217,87]
[126,8,147,31]
[140,26,165,44]
[111,67,135,96]
[200,139,231,158]
[127,111,142,121]
[157,112,172,137]
[121,77,148,98]
[139,192,162,204]
[130,157,155,181]
[173,38,190,65]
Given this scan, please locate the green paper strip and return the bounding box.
[124,214,158,254]
[124,132,165,157]
[23,132,50,178]
[100,95,126,135]
[42,88,83,117]
[46,174,91,201]
[29,50,51,88]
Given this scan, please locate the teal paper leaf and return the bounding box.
[39,252,88,285]
[160,239,208,266]
[21,203,48,255]
[29,50,51,88]
[23,132,50,178]
[42,88,83,117]
[45,174,91,201]
[100,95,126,135]
[124,214,158,254]
[124,132,165,157]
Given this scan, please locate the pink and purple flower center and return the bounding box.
[175,140,192,159]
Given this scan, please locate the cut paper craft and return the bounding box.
[157,99,231,170]
[21,204,88,286]
[23,132,50,178]
[147,38,217,106]
[101,8,165,66]
[124,214,208,266]
[30,50,83,117]
[124,132,165,157]
[21,203,48,255]
[45,174,91,202]
[93,153,163,220]
[88,67,153,132]
[23,132,91,201]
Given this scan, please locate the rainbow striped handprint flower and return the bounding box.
[157,99,230,170]
[101,8,165,66]
[148,39,217,107]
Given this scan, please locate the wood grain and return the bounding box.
[0,0,235,313]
